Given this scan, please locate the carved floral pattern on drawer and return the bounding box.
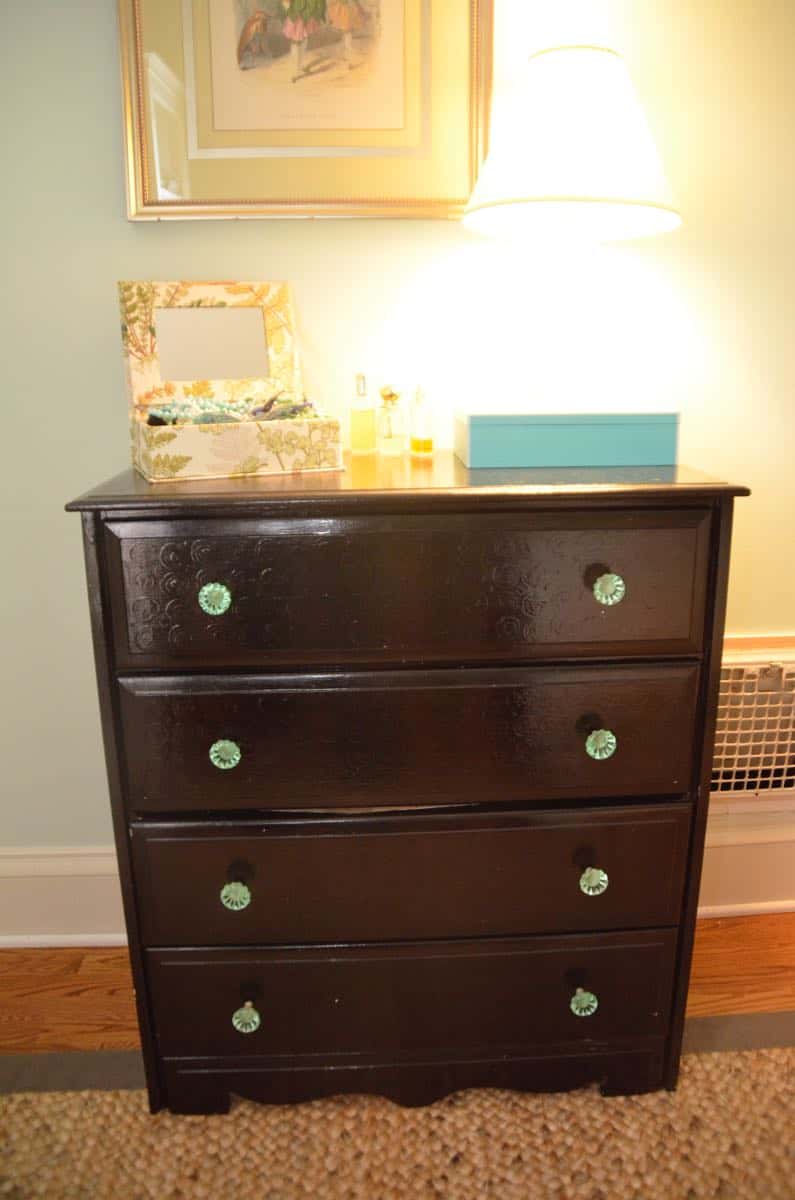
[107,511,711,668]
[122,537,264,653]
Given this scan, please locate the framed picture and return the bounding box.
[118,0,493,218]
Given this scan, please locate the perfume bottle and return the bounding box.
[349,373,376,454]
[376,386,405,456]
[410,387,434,458]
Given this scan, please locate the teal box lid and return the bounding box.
[465,412,677,427]
[454,412,679,469]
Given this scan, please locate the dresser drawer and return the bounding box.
[133,804,689,945]
[120,665,699,813]
[147,930,677,1059]
[106,510,710,669]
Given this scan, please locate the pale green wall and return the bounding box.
[1,0,793,847]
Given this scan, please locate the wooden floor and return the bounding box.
[0,914,793,1054]
[686,913,795,1017]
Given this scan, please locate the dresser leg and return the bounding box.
[165,1073,231,1115]
[599,1054,666,1097]
[663,1054,682,1091]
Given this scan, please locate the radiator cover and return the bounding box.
[711,659,795,797]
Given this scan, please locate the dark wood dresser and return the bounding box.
[68,455,748,1114]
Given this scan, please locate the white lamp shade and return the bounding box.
[464,46,681,242]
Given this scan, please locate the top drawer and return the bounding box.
[105,510,711,669]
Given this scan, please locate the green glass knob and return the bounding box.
[585,728,617,761]
[570,987,599,1018]
[220,881,251,911]
[580,867,609,897]
[209,739,241,770]
[232,1000,261,1035]
[593,572,626,606]
[198,581,232,616]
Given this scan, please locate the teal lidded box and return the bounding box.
[454,412,679,469]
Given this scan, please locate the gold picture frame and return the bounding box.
[119,0,493,219]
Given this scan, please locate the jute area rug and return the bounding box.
[1,1049,793,1200]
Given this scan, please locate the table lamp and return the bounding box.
[463,45,681,242]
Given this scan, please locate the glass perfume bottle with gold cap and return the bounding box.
[349,373,376,454]
[376,386,405,456]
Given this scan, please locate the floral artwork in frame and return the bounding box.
[118,0,493,218]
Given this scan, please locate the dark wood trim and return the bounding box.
[160,1046,667,1112]
[69,492,749,520]
[65,457,751,517]
[665,496,737,1087]
[80,513,163,1111]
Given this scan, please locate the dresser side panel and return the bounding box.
[665,496,737,1085]
[80,512,162,1111]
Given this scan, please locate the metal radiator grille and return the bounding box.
[711,662,795,795]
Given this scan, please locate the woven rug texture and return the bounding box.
[1,1049,793,1200]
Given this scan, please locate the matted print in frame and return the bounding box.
[119,0,493,218]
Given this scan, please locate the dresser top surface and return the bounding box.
[67,453,749,514]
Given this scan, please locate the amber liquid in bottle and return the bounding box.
[410,387,434,458]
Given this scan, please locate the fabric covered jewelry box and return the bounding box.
[131,415,343,482]
[120,280,342,483]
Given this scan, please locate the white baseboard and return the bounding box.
[0,807,793,944]
[697,795,795,918]
[0,932,127,948]
[697,900,795,918]
[0,847,126,947]
[0,847,119,878]
[704,798,795,847]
